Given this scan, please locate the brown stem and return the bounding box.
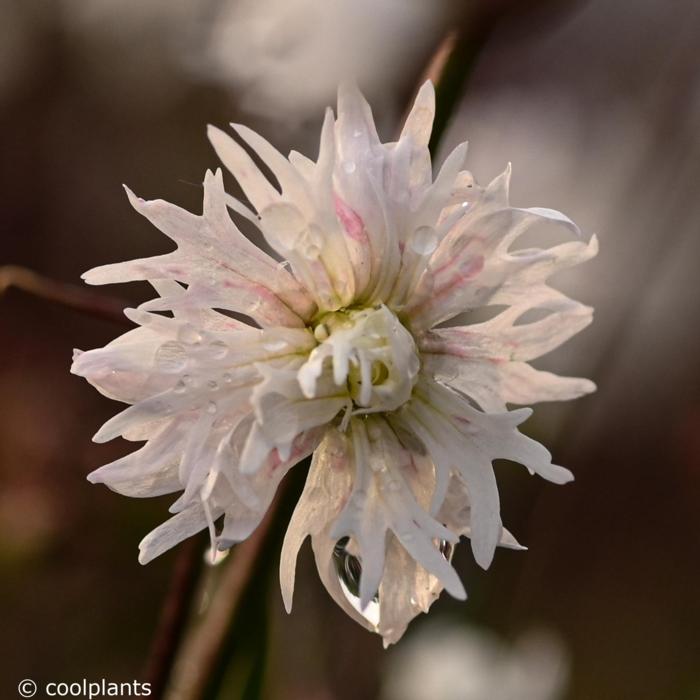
[142,536,205,699]
[163,504,278,700]
[0,265,127,324]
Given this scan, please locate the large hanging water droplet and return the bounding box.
[333,537,380,626]
[409,226,438,256]
[333,537,361,596]
[155,341,187,372]
[438,539,454,561]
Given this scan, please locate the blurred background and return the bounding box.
[1,0,699,698]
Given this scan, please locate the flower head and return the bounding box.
[72,82,597,645]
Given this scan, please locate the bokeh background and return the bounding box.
[2,1,699,698]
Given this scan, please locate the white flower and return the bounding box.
[72,82,597,645]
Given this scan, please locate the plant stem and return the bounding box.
[163,501,279,700]
[0,265,127,324]
[425,1,561,156]
[143,535,206,699]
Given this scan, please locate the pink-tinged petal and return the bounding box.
[399,81,435,150]
[281,429,388,637]
[396,398,502,569]
[418,300,594,363]
[214,117,357,311]
[238,361,348,475]
[403,161,595,330]
[207,125,280,211]
[87,420,186,497]
[336,82,382,157]
[420,353,507,413]
[84,170,315,327]
[334,194,372,296]
[437,474,527,552]
[393,377,574,568]
[217,427,323,546]
[499,362,596,405]
[139,501,215,565]
[330,418,464,608]
[231,123,313,210]
[281,419,465,647]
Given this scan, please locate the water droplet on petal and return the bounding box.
[409,226,438,256]
[259,202,307,248]
[263,339,288,352]
[306,224,324,248]
[343,160,356,174]
[300,225,324,259]
[353,129,363,138]
[155,341,188,372]
[207,401,217,414]
[178,324,202,345]
[207,380,219,391]
[206,340,228,360]
[173,380,187,394]
[204,547,229,566]
[369,460,381,473]
[222,373,233,384]
[303,244,321,259]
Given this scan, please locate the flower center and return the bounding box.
[298,305,420,414]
